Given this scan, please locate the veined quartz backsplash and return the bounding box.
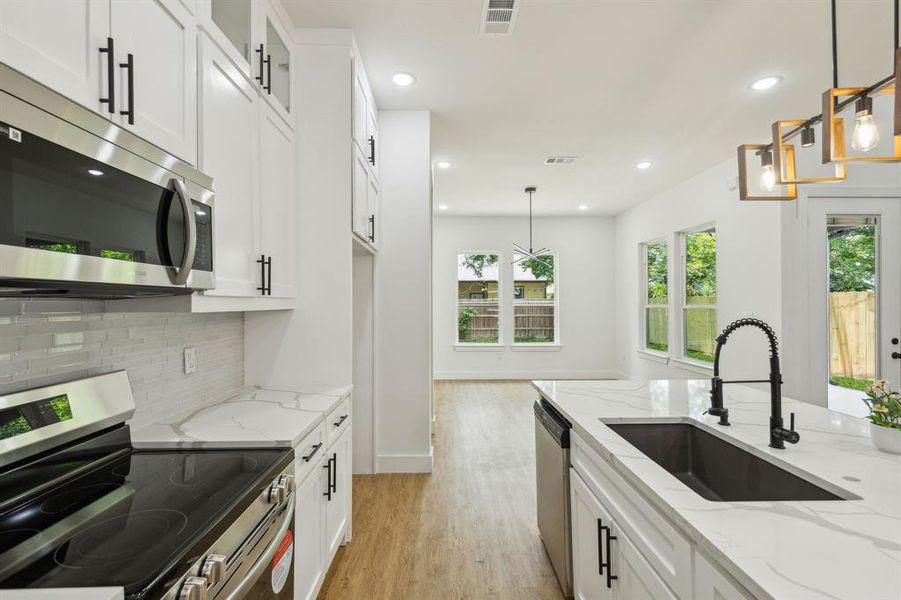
[0,300,244,429]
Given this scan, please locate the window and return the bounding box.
[643,241,668,353]
[513,252,557,344]
[681,228,717,363]
[457,253,500,344]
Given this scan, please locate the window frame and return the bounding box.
[455,250,503,348]
[512,250,559,347]
[677,224,718,368]
[640,239,669,356]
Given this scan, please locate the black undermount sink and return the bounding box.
[604,422,845,502]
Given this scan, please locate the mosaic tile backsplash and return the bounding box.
[0,300,244,429]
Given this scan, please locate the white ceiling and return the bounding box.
[281,0,898,216]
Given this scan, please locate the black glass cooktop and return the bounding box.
[0,426,291,599]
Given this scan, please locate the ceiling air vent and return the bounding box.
[480,0,519,37]
[544,156,578,165]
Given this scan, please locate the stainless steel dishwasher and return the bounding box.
[534,399,573,597]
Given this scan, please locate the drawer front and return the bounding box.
[326,396,351,447]
[294,422,327,484]
[571,432,692,599]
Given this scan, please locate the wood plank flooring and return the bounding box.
[318,380,564,600]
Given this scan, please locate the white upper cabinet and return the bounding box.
[110,0,198,164]
[367,103,379,178]
[263,10,291,122]
[197,33,259,298]
[367,176,379,250]
[0,0,110,114]
[352,70,368,153]
[207,0,254,71]
[352,146,371,242]
[259,101,297,298]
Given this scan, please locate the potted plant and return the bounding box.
[862,380,901,455]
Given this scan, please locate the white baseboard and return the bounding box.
[376,449,433,473]
[433,369,623,381]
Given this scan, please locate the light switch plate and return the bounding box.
[184,347,196,374]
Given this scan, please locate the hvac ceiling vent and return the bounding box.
[480,0,519,37]
[544,156,578,165]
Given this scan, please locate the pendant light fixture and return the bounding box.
[738,0,899,200]
[512,186,552,269]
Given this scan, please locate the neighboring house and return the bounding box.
[457,262,551,300]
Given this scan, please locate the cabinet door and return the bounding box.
[617,534,678,600]
[0,0,110,115]
[694,552,751,600]
[110,0,197,164]
[570,469,614,600]
[352,146,371,242]
[259,101,296,298]
[325,428,351,559]
[294,458,326,600]
[366,104,379,179]
[352,69,368,152]
[367,176,379,250]
[261,4,291,124]
[197,33,259,297]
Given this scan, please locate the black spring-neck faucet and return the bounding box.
[709,318,800,449]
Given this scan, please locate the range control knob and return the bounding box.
[201,554,227,587]
[179,576,208,600]
[278,474,295,493]
[268,483,287,504]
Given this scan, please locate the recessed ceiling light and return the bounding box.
[438,204,448,211]
[750,75,782,91]
[87,169,104,176]
[392,72,416,87]
[636,161,652,170]
[578,205,589,211]
[436,161,453,169]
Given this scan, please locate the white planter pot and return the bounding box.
[870,422,901,455]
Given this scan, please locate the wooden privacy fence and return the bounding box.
[514,300,555,341]
[458,299,499,341]
[830,290,876,380]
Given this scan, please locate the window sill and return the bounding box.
[454,343,504,352]
[511,343,561,352]
[636,349,669,365]
[672,357,714,375]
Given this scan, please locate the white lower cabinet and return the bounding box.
[570,433,752,600]
[293,416,352,600]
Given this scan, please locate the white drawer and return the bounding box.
[326,396,351,448]
[294,422,327,484]
[571,431,692,599]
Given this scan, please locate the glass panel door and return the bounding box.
[266,18,290,113]
[211,0,252,62]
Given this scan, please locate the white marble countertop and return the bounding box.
[532,379,901,600]
[131,384,352,449]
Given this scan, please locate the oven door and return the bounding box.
[216,495,295,600]
[0,87,214,298]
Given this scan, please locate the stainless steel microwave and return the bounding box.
[0,63,214,299]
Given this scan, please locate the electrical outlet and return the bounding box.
[184,347,196,374]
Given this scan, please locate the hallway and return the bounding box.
[318,380,563,599]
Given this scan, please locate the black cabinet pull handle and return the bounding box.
[302,442,322,462]
[368,215,375,243]
[596,518,604,575]
[322,459,332,500]
[333,414,348,428]
[329,453,337,495]
[255,44,265,86]
[119,53,134,125]
[256,255,271,295]
[601,525,618,588]
[264,54,272,94]
[99,37,115,113]
[892,351,901,359]
[368,135,376,165]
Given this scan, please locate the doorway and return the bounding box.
[809,198,900,416]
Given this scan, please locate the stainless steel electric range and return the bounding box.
[0,371,296,600]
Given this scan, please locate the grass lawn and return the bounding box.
[459,337,499,344]
[830,376,873,391]
[514,337,555,344]
[686,349,715,363]
[646,342,668,352]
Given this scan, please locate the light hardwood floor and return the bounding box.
[318,380,564,600]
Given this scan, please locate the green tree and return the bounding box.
[828,226,875,292]
[518,255,554,284]
[685,231,716,300]
[646,243,667,303]
[460,254,498,279]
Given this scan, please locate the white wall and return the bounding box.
[613,159,783,383]
[375,111,433,473]
[433,216,617,379]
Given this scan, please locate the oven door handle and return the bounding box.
[167,178,196,286]
[223,492,295,600]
